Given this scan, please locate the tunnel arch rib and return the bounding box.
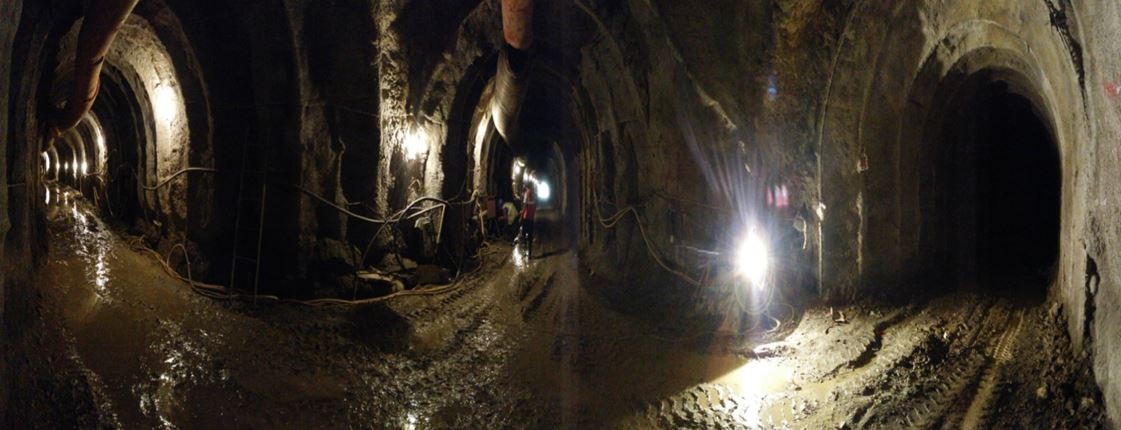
[816,0,1088,300]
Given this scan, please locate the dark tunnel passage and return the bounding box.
[930,77,1062,300]
[974,83,1062,296]
[2,0,1118,428]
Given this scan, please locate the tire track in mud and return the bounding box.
[645,383,759,429]
[840,299,991,428]
[935,303,1017,428]
[822,307,915,379]
[349,262,545,427]
[631,300,992,429]
[959,308,1024,430]
[798,297,992,428]
[849,301,1025,429]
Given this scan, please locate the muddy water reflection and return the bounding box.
[38,188,809,428]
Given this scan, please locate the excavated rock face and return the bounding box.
[766,0,1120,423]
[513,0,1121,422]
[0,1,20,421]
[3,0,1121,424]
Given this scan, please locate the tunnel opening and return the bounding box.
[89,65,146,226]
[974,83,1061,296]
[927,76,1061,301]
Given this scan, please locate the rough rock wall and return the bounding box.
[1074,1,1121,424]
[573,0,786,305]
[225,0,502,286]
[0,0,22,419]
[812,1,1079,298]
[783,0,1117,423]
[55,16,191,225]
[373,0,501,224]
[569,0,1119,422]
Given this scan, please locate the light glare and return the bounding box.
[535,179,551,201]
[154,84,180,124]
[403,128,428,161]
[735,228,770,288]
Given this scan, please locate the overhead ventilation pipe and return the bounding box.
[47,0,140,140]
[490,0,534,152]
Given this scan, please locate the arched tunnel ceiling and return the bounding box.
[816,0,1088,299]
[53,13,190,220]
[5,0,1121,426]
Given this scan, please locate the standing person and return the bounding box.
[519,182,537,258]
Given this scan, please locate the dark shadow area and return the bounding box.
[974,83,1061,298]
[94,66,145,226]
[929,78,1061,302]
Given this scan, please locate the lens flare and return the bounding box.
[403,128,428,161]
[536,179,551,201]
[735,228,770,289]
[154,84,180,124]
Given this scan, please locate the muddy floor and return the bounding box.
[4,192,1110,429]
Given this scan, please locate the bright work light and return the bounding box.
[735,228,770,289]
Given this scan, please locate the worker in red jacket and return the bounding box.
[519,182,537,257]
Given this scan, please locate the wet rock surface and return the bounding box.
[9,195,1109,429]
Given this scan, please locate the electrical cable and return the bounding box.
[141,167,218,191]
[590,189,800,334]
[130,234,498,307]
[591,189,701,287]
[287,182,388,224]
[100,163,487,305]
[118,185,484,305]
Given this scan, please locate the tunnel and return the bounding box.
[1,0,1120,428]
[923,74,1063,300]
[971,82,1062,297]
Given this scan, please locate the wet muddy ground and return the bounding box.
[6,191,1110,429]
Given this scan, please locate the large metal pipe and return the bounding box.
[501,0,533,50]
[490,0,533,148]
[48,0,140,140]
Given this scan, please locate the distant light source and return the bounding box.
[403,127,429,161]
[535,178,551,201]
[95,129,106,172]
[512,158,525,179]
[154,84,180,124]
[735,228,770,289]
